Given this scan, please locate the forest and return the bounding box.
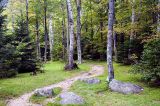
[0,0,160,106]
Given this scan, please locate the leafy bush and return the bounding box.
[131,38,160,82]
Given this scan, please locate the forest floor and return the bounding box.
[0,61,91,106]
[0,61,160,106]
[7,65,104,106]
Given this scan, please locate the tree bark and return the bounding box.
[66,0,75,69]
[0,0,8,8]
[61,2,66,61]
[49,15,54,61]
[66,1,70,62]
[44,0,48,62]
[107,0,115,82]
[26,0,29,36]
[35,17,41,60]
[76,0,82,64]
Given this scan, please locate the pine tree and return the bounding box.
[14,17,40,74]
[0,5,17,78]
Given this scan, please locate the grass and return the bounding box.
[1,61,160,106]
[49,62,160,106]
[0,61,91,106]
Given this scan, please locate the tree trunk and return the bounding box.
[66,0,76,69]
[49,15,54,61]
[61,2,66,61]
[107,0,115,82]
[35,17,41,60]
[76,0,82,64]
[90,0,94,59]
[128,0,136,59]
[66,1,70,62]
[26,0,29,36]
[0,0,8,8]
[44,0,48,62]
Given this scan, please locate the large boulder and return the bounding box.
[80,78,101,84]
[34,88,53,97]
[109,79,143,94]
[59,92,84,105]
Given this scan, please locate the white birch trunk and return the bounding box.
[107,0,115,82]
[49,16,54,61]
[66,0,75,67]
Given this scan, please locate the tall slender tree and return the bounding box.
[48,15,54,61]
[65,0,76,70]
[61,2,67,61]
[44,0,48,62]
[128,0,136,59]
[107,0,115,82]
[34,0,41,60]
[76,0,82,64]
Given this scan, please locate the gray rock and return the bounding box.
[109,79,143,94]
[80,78,101,84]
[34,88,53,97]
[59,92,84,105]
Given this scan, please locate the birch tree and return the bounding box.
[65,0,76,70]
[76,0,82,64]
[49,15,54,61]
[107,0,115,82]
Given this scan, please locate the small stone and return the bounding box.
[34,88,53,97]
[59,92,84,105]
[80,78,101,84]
[109,79,143,94]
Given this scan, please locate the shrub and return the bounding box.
[131,38,160,82]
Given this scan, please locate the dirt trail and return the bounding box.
[7,65,104,106]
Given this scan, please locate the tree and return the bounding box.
[107,0,115,82]
[132,38,160,83]
[0,1,17,78]
[44,0,48,62]
[65,0,78,70]
[34,0,41,60]
[48,15,54,61]
[76,0,82,64]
